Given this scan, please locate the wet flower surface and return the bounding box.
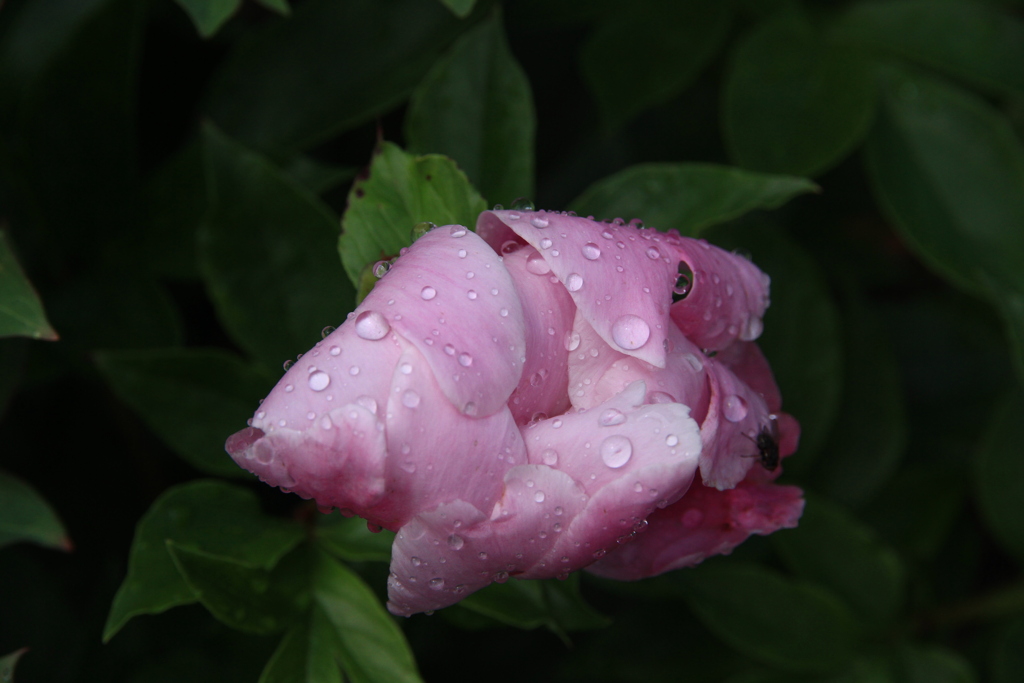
[226,210,803,616]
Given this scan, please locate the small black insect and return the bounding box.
[742,416,780,471]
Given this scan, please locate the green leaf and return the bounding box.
[167,542,310,635]
[254,0,290,15]
[679,561,858,674]
[437,0,476,19]
[104,480,304,642]
[864,68,1024,383]
[205,0,483,155]
[773,495,905,630]
[259,615,343,683]
[311,550,423,683]
[541,574,612,632]
[0,648,28,683]
[315,514,394,564]
[175,0,241,38]
[0,229,56,340]
[704,222,843,465]
[282,156,356,197]
[198,124,355,373]
[809,286,907,507]
[95,348,273,478]
[406,9,535,206]
[338,142,487,287]
[897,645,977,683]
[834,0,1024,98]
[992,616,1024,683]
[0,470,69,551]
[580,0,734,131]
[723,15,876,176]
[456,579,550,630]
[570,163,817,236]
[975,387,1024,566]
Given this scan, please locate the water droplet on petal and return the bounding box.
[308,371,330,391]
[372,261,390,278]
[723,395,748,422]
[411,556,423,567]
[320,415,332,430]
[666,434,679,447]
[444,344,456,356]
[683,353,703,372]
[420,286,437,301]
[647,391,676,404]
[399,363,412,375]
[530,216,549,228]
[349,365,360,376]
[541,449,558,466]
[611,315,651,350]
[740,315,764,341]
[599,409,627,426]
[540,237,552,249]
[463,402,478,416]
[329,346,341,356]
[447,534,464,550]
[284,384,294,393]
[582,243,601,260]
[566,273,584,291]
[402,390,421,408]
[412,222,436,240]
[510,197,534,211]
[355,311,390,340]
[534,491,546,503]
[646,247,661,260]
[494,570,510,583]
[564,331,581,351]
[458,352,473,367]
[321,325,336,339]
[526,252,551,275]
[499,308,509,317]
[674,262,694,300]
[601,435,633,468]
[282,359,294,371]
[467,290,477,300]
[450,226,467,238]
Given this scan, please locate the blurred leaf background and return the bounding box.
[2,0,1024,680]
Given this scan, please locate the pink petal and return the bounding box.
[664,236,771,352]
[371,338,528,530]
[387,465,588,616]
[501,245,577,425]
[363,226,526,417]
[714,341,781,413]
[478,211,677,369]
[566,312,709,424]
[588,477,805,580]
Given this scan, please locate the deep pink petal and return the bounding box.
[363,226,526,417]
[478,210,677,368]
[714,341,781,413]
[502,245,576,425]
[371,338,528,530]
[664,235,771,352]
[588,477,804,580]
[566,312,709,423]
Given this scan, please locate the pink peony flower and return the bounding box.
[225,209,804,616]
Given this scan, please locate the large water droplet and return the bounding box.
[412,222,436,240]
[510,197,535,211]
[566,273,584,291]
[723,395,748,422]
[447,534,464,550]
[372,261,390,278]
[541,449,558,466]
[683,353,703,372]
[421,286,437,300]
[458,352,473,367]
[666,434,679,447]
[308,371,330,391]
[329,345,341,356]
[450,226,467,238]
[321,325,336,339]
[601,435,633,468]
[534,491,546,503]
[501,240,520,255]
[564,331,581,351]
[444,344,456,356]
[526,252,551,275]
[599,408,627,426]
[611,315,651,350]
[402,390,421,408]
[646,247,661,260]
[582,242,601,260]
[467,290,477,300]
[355,311,390,340]
[540,238,552,249]
[282,359,294,371]
[349,365,360,376]
[740,315,764,341]
[530,216,549,228]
